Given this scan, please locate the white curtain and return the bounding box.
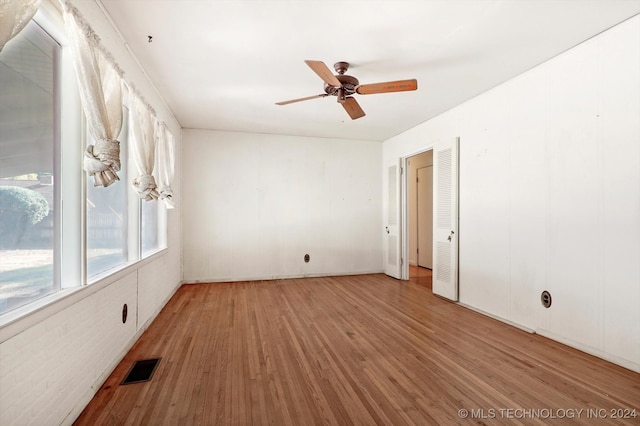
[0,0,41,52]
[130,93,159,201]
[155,122,175,208]
[64,6,124,187]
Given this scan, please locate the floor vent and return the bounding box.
[121,358,161,385]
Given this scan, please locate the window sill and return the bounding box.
[0,247,168,344]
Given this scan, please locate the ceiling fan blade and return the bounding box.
[356,79,417,95]
[275,94,328,105]
[305,60,342,87]
[342,97,366,120]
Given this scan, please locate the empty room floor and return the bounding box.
[75,270,640,425]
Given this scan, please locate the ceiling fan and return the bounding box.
[276,60,417,120]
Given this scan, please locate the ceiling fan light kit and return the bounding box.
[276,60,417,120]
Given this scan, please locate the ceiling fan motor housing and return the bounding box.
[324,74,360,96]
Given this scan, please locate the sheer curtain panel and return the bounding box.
[64,5,124,187]
[130,93,159,201]
[155,122,175,208]
[0,0,41,52]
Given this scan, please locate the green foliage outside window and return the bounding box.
[0,186,49,249]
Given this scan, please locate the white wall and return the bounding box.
[383,15,640,372]
[0,1,183,424]
[182,129,382,282]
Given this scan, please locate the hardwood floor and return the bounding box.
[75,269,640,425]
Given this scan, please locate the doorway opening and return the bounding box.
[395,138,459,300]
[407,150,433,281]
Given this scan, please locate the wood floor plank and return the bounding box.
[74,269,640,425]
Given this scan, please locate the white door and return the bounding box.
[432,138,459,300]
[417,166,433,268]
[385,161,402,279]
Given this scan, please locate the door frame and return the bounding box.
[399,138,459,289]
[400,146,434,280]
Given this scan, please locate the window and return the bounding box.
[0,21,60,315]
[141,198,159,257]
[0,22,59,313]
[86,115,129,279]
[0,4,171,319]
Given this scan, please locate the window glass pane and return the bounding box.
[86,115,128,279]
[141,199,158,257]
[0,22,58,314]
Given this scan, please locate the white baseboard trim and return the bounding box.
[182,270,385,285]
[535,329,640,374]
[456,302,639,374]
[456,302,535,334]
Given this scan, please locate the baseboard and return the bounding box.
[456,302,640,374]
[456,302,536,334]
[535,329,640,374]
[62,280,183,426]
[182,270,385,284]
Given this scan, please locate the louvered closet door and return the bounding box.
[433,138,459,301]
[384,161,402,279]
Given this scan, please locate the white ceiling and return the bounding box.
[99,0,640,142]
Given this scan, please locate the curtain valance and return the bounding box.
[156,122,175,208]
[64,4,124,187]
[62,2,177,203]
[130,91,159,200]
